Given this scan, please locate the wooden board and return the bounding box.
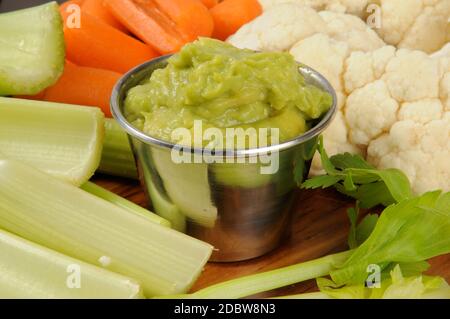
[93,174,450,298]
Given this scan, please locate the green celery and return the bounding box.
[0,229,143,299]
[0,2,65,95]
[81,181,171,228]
[0,97,104,186]
[0,159,213,297]
[99,118,138,179]
[172,251,351,299]
[302,137,413,208]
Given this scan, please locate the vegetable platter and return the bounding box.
[0,0,449,299]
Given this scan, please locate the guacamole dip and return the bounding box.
[124,38,332,146]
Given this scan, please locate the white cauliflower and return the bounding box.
[318,11,384,51]
[343,48,450,193]
[369,0,450,53]
[368,117,450,194]
[228,4,327,51]
[259,0,369,16]
[345,80,399,145]
[230,3,450,193]
[259,0,450,53]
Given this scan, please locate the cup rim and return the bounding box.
[111,55,338,157]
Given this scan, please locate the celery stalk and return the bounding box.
[99,118,138,179]
[186,251,351,299]
[0,229,143,299]
[81,181,171,228]
[0,2,65,95]
[0,159,213,297]
[0,97,104,186]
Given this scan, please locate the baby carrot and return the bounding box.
[105,0,213,54]
[34,62,121,117]
[63,11,158,73]
[81,0,128,33]
[210,0,262,40]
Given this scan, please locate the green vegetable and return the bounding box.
[0,2,65,95]
[161,251,352,299]
[302,137,413,208]
[99,118,138,179]
[81,181,170,228]
[347,202,378,249]
[331,191,450,286]
[0,229,143,299]
[0,97,104,186]
[0,159,213,297]
[311,265,450,299]
[124,38,332,145]
[173,190,449,299]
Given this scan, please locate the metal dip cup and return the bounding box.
[111,55,337,262]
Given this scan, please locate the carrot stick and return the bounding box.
[199,0,219,9]
[210,0,262,40]
[63,11,158,73]
[152,0,213,41]
[31,62,121,117]
[105,0,214,54]
[81,0,128,33]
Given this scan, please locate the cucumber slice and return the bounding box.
[0,2,65,95]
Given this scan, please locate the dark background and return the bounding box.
[0,0,64,12]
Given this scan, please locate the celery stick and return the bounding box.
[81,181,171,228]
[0,2,65,95]
[0,97,104,186]
[189,251,351,299]
[0,229,143,299]
[99,118,138,179]
[0,159,213,297]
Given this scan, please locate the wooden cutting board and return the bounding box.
[93,174,450,298]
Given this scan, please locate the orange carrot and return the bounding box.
[105,0,214,54]
[63,11,158,73]
[81,0,128,33]
[210,0,262,40]
[31,62,121,117]
[199,0,219,9]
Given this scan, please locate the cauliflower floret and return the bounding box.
[382,49,441,102]
[368,117,450,194]
[345,80,399,145]
[228,4,327,51]
[319,11,385,51]
[259,0,369,17]
[289,33,350,93]
[373,0,450,53]
[344,45,396,93]
[399,99,444,124]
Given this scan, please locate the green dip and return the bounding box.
[124,38,332,146]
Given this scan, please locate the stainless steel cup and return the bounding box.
[111,55,337,262]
